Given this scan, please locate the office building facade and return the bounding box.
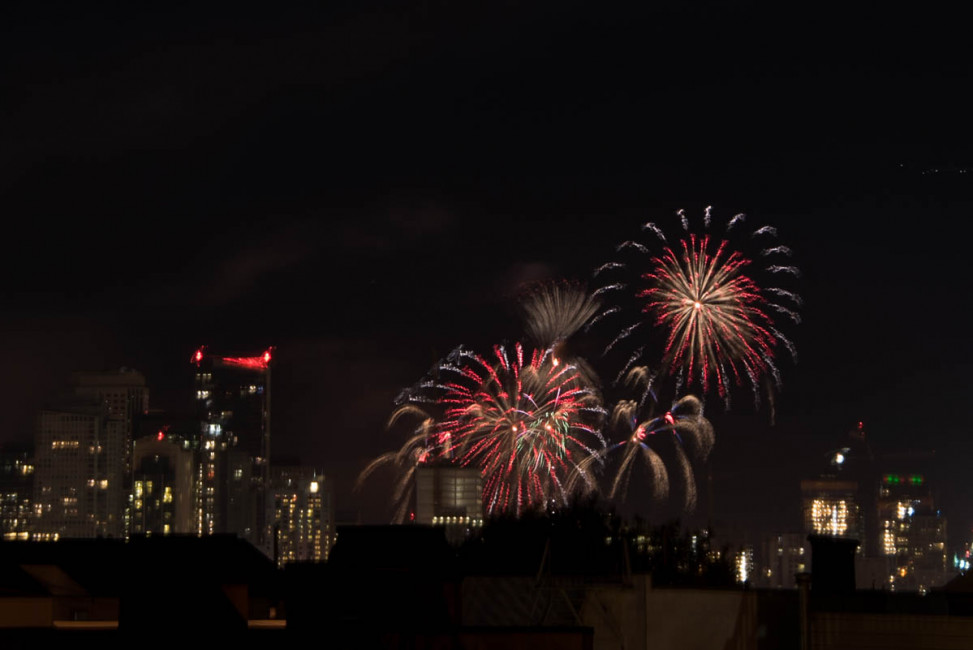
[801,477,864,546]
[33,402,117,539]
[415,463,483,545]
[71,368,149,537]
[877,472,948,594]
[271,465,333,567]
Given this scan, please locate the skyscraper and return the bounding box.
[271,465,334,567]
[796,425,951,594]
[32,369,148,540]
[877,471,948,594]
[798,425,874,555]
[800,477,864,545]
[191,347,273,555]
[71,368,149,537]
[33,400,115,539]
[131,432,195,536]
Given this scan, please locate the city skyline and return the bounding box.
[2,3,972,544]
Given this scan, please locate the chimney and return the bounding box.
[808,534,859,596]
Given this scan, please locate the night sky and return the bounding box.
[2,2,972,548]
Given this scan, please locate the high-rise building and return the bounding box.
[734,545,756,585]
[30,369,147,541]
[799,426,875,552]
[830,422,880,556]
[135,411,212,537]
[877,471,948,594]
[191,347,273,555]
[32,400,116,539]
[131,433,195,536]
[796,425,952,594]
[270,465,333,567]
[0,443,34,541]
[414,463,483,545]
[71,368,149,537]
[800,477,864,547]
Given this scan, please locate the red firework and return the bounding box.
[641,233,777,398]
[429,343,606,516]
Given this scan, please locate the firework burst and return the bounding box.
[578,395,713,513]
[436,343,608,516]
[591,206,800,411]
[375,342,608,519]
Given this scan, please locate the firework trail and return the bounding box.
[519,281,603,391]
[577,395,714,513]
[355,407,438,524]
[590,206,801,410]
[520,281,601,350]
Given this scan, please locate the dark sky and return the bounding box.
[2,2,972,547]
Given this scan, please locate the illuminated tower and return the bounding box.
[798,423,875,559]
[877,471,948,594]
[191,347,273,556]
[271,465,334,567]
[800,477,864,546]
[734,545,756,585]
